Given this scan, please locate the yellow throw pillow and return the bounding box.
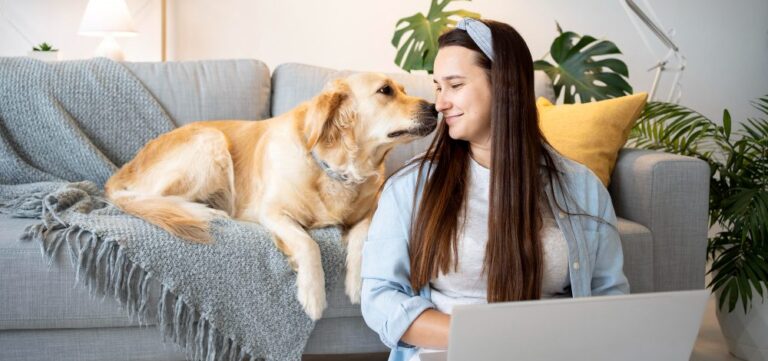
[537,93,648,187]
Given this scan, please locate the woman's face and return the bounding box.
[433,46,492,145]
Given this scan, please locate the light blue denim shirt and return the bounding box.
[360,144,630,361]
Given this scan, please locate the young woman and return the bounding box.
[360,18,629,361]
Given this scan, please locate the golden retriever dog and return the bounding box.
[104,73,438,320]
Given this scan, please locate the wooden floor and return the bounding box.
[303,353,389,361]
[689,294,740,360]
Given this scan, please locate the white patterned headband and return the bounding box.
[456,18,494,61]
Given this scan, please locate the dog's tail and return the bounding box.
[107,192,215,243]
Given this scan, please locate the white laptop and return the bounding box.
[419,290,709,361]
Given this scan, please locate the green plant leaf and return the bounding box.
[752,95,768,116]
[591,58,628,77]
[627,101,716,158]
[32,42,57,52]
[534,28,632,103]
[632,95,768,313]
[392,0,479,73]
[718,280,738,312]
[744,260,765,299]
[737,271,752,313]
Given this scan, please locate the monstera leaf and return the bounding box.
[534,26,632,104]
[392,0,479,73]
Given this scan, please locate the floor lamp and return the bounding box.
[622,0,686,103]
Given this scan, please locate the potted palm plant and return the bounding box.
[627,96,768,360]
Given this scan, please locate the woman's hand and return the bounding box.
[401,308,451,350]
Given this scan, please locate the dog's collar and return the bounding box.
[310,149,352,183]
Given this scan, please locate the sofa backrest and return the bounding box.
[124,59,272,125]
[124,59,556,177]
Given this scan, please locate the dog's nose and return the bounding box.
[420,101,439,118]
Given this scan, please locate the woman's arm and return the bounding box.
[401,309,451,349]
[360,178,442,350]
[590,182,630,295]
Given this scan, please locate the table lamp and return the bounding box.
[78,0,137,61]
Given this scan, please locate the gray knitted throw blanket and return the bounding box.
[0,58,346,361]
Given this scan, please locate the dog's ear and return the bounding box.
[304,79,351,149]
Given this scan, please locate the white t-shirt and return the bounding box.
[411,156,570,360]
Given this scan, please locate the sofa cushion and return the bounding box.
[0,215,362,331]
[270,63,341,119]
[616,217,654,293]
[0,215,146,330]
[537,93,648,187]
[0,213,652,330]
[0,319,389,360]
[0,327,186,361]
[124,59,272,126]
[271,63,557,177]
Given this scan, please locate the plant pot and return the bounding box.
[27,51,60,62]
[715,288,768,360]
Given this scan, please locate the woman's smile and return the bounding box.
[443,113,463,125]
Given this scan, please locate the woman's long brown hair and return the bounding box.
[390,20,576,302]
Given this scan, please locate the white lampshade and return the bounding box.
[78,0,137,37]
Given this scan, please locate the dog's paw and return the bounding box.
[344,247,362,304]
[344,255,362,304]
[287,256,298,272]
[297,270,327,320]
[345,271,362,304]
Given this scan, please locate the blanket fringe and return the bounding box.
[24,221,259,361]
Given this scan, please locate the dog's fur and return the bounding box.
[104,73,438,320]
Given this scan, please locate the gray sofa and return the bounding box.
[0,59,710,360]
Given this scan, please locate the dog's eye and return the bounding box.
[377,85,393,96]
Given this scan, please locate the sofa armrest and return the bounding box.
[608,148,710,292]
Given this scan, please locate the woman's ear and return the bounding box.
[304,79,351,149]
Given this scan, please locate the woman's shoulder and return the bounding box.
[383,153,434,194]
[371,156,432,231]
[543,143,589,178]
[543,143,604,188]
[542,143,612,214]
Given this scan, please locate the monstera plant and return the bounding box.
[392,0,479,74]
[534,23,633,104]
[392,13,631,103]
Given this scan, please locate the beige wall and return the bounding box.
[0,0,161,63]
[1,0,766,125]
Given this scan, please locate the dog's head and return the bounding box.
[303,73,438,153]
